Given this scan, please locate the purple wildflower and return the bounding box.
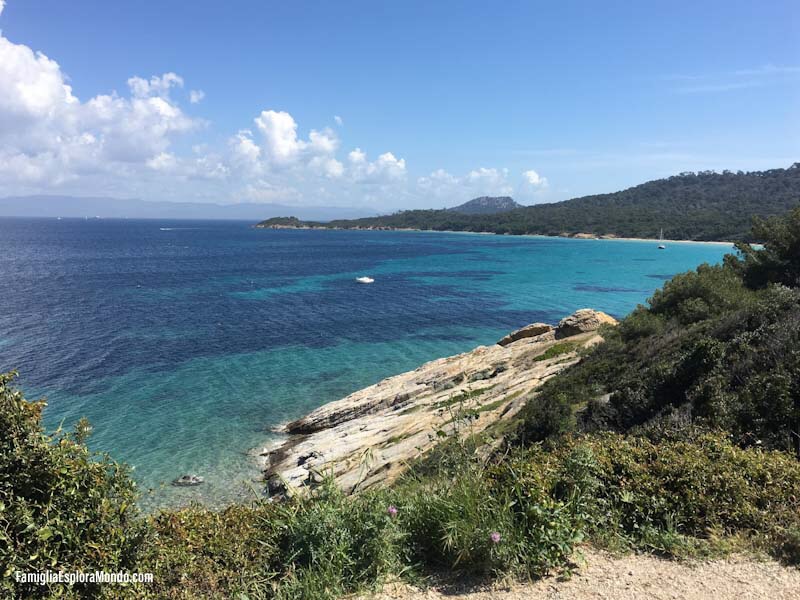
[387,505,398,517]
[490,531,501,544]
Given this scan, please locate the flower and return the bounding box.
[490,531,501,544]
[387,505,398,517]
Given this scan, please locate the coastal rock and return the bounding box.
[555,309,616,339]
[497,323,553,347]
[259,309,617,496]
[172,474,204,487]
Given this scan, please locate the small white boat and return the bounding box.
[657,228,666,250]
[355,276,375,284]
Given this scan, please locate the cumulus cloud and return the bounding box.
[0,20,199,186]
[0,5,410,206]
[417,166,515,200]
[523,169,548,187]
[310,156,345,178]
[0,1,5,17]
[348,148,407,182]
[127,72,183,98]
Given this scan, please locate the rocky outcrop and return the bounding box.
[555,308,616,339]
[259,309,617,496]
[496,323,553,347]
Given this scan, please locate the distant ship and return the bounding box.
[658,229,666,250]
[355,276,375,284]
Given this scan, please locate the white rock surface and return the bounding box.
[259,309,616,496]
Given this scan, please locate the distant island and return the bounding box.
[257,164,800,241]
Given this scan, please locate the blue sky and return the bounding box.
[0,0,797,210]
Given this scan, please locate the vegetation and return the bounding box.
[492,432,800,561]
[517,207,800,458]
[257,164,800,241]
[4,205,800,597]
[446,196,521,215]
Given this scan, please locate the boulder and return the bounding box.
[497,323,553,347]
[555,309,617,339]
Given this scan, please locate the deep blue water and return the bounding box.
[0,218,733,507]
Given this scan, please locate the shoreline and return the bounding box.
[256,224,739,246]
[256,309,617,496]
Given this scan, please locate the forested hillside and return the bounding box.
[258,164,800,241]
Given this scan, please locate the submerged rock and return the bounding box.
[172,474,204,487]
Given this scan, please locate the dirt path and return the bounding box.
[361,549,800,600]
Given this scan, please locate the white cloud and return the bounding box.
[523,169,548,187]
[146,152,177,171]
[348,148,406,182]
[310,156,345,178]
[334,115,343,126]
[417,167,514,201]
[0,21,199,185]
[254,110,306,164]
[0,9,411,207]
[466,167,511,190]
[308,128,338,154]
[229,129,262,171]
[128,72,183,98]
[0,1,5,17]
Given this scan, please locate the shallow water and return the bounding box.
[0,218,732,508]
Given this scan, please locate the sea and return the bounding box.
[0,218,733,509]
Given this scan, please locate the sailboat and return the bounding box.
[658,229,666,250]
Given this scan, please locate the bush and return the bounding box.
[493,432,800,561]
[518,211,800,456]
[397,453,581,578]
[0,372,145,599]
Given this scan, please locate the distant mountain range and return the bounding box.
[447,196,522,214]
[256,164,800,241]
[0,195,375,221]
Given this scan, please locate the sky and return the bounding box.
[0,0,798,211]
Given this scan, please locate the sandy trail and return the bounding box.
[359,549,800,600]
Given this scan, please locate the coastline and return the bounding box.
[257,309,617,496]
[255,224,739,246]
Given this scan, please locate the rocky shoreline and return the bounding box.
[259,309,617,497]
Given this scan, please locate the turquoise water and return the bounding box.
[0,219,733,508]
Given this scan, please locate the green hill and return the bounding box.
[446,195,522,215]
[257,164,800,241]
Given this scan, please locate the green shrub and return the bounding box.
[493,432,800,561]
[271,483,402,600]
[397,436,582,579]
[0,372,144,599]
[518,210,800,456]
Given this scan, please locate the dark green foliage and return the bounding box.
[257,165,800,242]
[734,207,800,287]
[0,371,144,599]
[519,208,800,457]
[493,433,800,561]
[257,216,306,228]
